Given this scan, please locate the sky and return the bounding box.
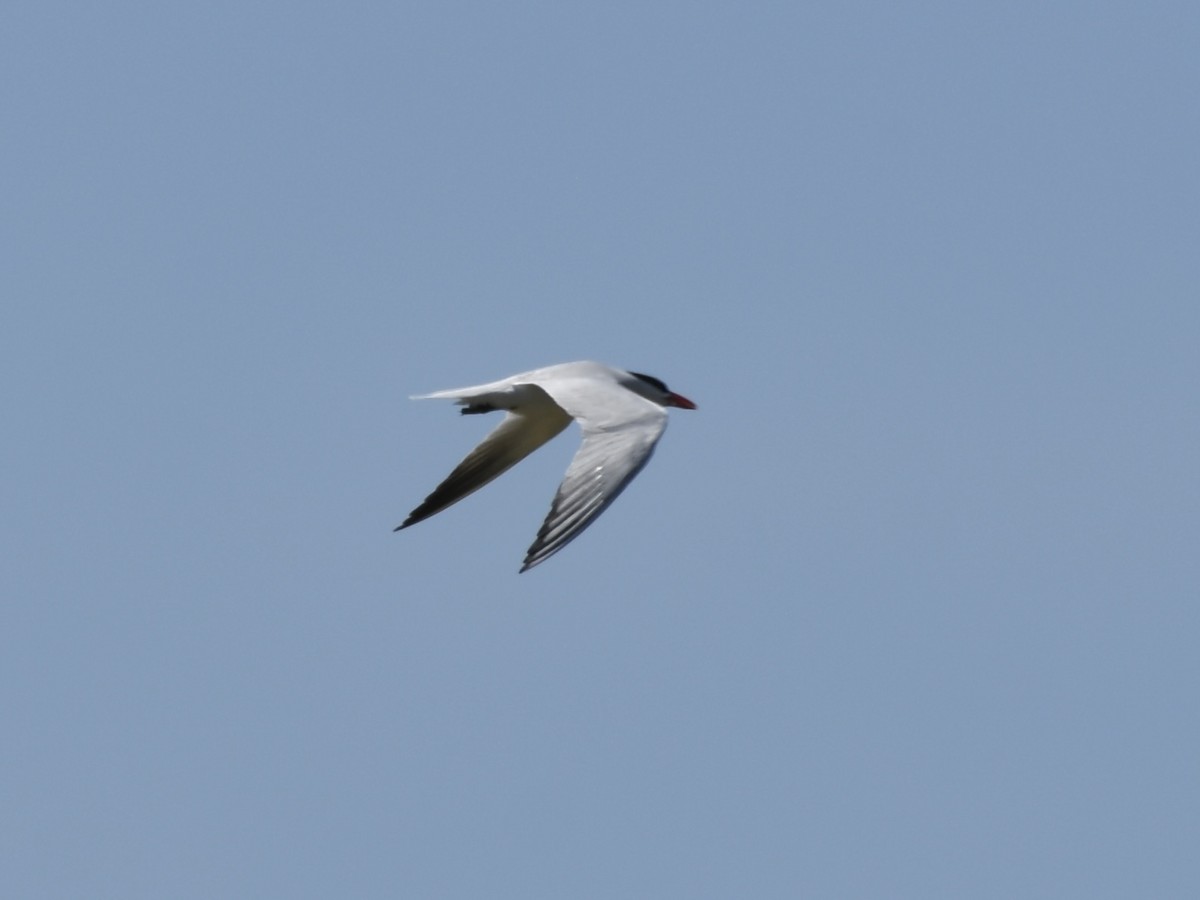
[3,1,1198,897]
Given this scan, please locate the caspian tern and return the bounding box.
[396,361,696,572]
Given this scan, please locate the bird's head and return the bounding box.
[624,371,697,410]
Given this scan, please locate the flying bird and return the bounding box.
[396,361,696,572]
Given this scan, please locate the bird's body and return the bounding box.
[396,361,696,572]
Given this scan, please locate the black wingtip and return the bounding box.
[518,553,546,574]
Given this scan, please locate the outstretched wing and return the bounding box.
[519,378,668,572]
[398,400,571,530]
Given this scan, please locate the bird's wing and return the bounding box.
[397,398,572,530]
[519,378,668,571]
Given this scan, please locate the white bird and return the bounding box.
[396,361,696,572]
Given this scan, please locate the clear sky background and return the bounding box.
[4,2,1198,897]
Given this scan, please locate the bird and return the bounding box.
[396,361,696,572]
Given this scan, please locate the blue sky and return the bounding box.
[4,2,1198,897]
